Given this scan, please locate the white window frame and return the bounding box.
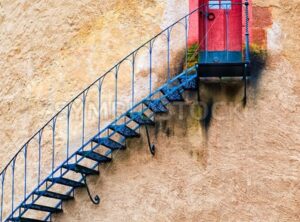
[221,0,232,10]
[209,1,220,10]
[209,0,232,10]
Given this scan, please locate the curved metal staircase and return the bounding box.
[0,2,250,222]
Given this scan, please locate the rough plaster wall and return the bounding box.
[0,0,299,221]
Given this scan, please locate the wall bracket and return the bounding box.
[145,126,155,156]
[81,173,100,205]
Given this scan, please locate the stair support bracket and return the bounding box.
[145,126,155,156]
[81,173,100,205]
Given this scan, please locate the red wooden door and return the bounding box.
[199,0,243,63]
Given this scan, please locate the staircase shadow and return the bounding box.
[199,80,244,133]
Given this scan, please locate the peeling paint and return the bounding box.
[267,22,283,53]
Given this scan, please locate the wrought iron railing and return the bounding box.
[0,2,250,221]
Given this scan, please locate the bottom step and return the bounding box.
[8,217,45,222]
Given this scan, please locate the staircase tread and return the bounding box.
[109,124,140,138]
[127,112,155,125]
[47,177,85,188]
[34,190,73,201]
[143,99,168,113]
[63,163,99,176]
[93,137,125,150]
[77,150,112,163]
[23,203,62,213]
[161,85,184,102]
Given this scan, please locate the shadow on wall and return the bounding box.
[249,44,268,91]
[198,81,243,135]
[198,45,268,134]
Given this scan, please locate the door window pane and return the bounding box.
[209,1,220,9]
[221,0,232,10]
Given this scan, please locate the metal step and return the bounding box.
[77,150,112,163]
[161,86,184,102]
[47,177,85,188]
[92,137,125,151]
[63,164,99,176]
[143,99,168,114]
[109,124,140,138]
[34,190,73,201]
[22,204,62,213]
[178,74,198,90]
[127,112,155,125]
[8,217,45,222]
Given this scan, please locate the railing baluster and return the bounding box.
[98,79,102,132]
[23,145,27,200]
[51,117,57,176]
[0,171,5,222]
[114,66,119,120]
[131,53,135,108]
[67,105,71,164]
[11,159,16,217]
[82,93,87,146]
[167,28,171,82]
[184,16,189,75]
[149,41,153,96]
[38,131,43,188]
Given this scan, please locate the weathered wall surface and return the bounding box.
[0,0,299,221]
